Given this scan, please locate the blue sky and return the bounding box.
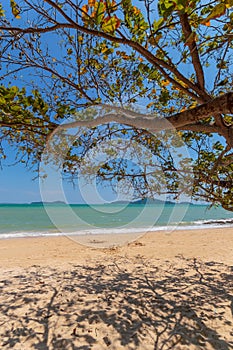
[0,162,40,203]
[0,146,116,203]
[0,140,120,204]
[0,159,116,204]
[0,141,40,203]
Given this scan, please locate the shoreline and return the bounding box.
[0,220,233,241]
[0,227,233,268]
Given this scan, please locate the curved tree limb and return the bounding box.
[51,92,233,135]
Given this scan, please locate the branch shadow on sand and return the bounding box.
[0,255,233,349]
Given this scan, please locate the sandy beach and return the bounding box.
[0,227,233,349]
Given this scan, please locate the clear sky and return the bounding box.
[0,144,118,204]
[0,157,117,204]
[0,161,41,204]
[0,141,40,203]
[0,142,121,204]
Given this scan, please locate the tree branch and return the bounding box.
[0,23,71,34]
[177,124,221,134]
[0,120,56,131]
[179,12,206,91]
[50,92,233,135]
[218,153,233,167]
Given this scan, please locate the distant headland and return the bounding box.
[30,201,66,205]
[110,198,197,205]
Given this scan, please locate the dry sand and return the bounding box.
[0,227,233,349]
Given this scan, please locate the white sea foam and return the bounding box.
[0,218,233,240]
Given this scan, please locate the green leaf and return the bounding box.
[0,96,6,104]
[201,3,226,24]
[101,16,118,32]
[152,18,164,31]
[10,105,21,112]
[10,0,21,18]
[158,0,175,18]
[95,1,105,25]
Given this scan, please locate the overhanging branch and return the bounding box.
[51,92,233,135]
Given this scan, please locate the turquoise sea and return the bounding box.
[0,202,233,239]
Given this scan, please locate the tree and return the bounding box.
[0,0,233,209]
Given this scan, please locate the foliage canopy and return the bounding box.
[0,0,233,209]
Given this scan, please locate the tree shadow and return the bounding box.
[0,256,233,349]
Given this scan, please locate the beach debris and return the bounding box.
[128,241,145,246]
[89,239,106,244]
[95,327,98,337]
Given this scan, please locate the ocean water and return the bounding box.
[0,202,233,239]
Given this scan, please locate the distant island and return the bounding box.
[110,198,199,205]
[0,199,205,206]
[30,201,66,205]
[30,199,202,206]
